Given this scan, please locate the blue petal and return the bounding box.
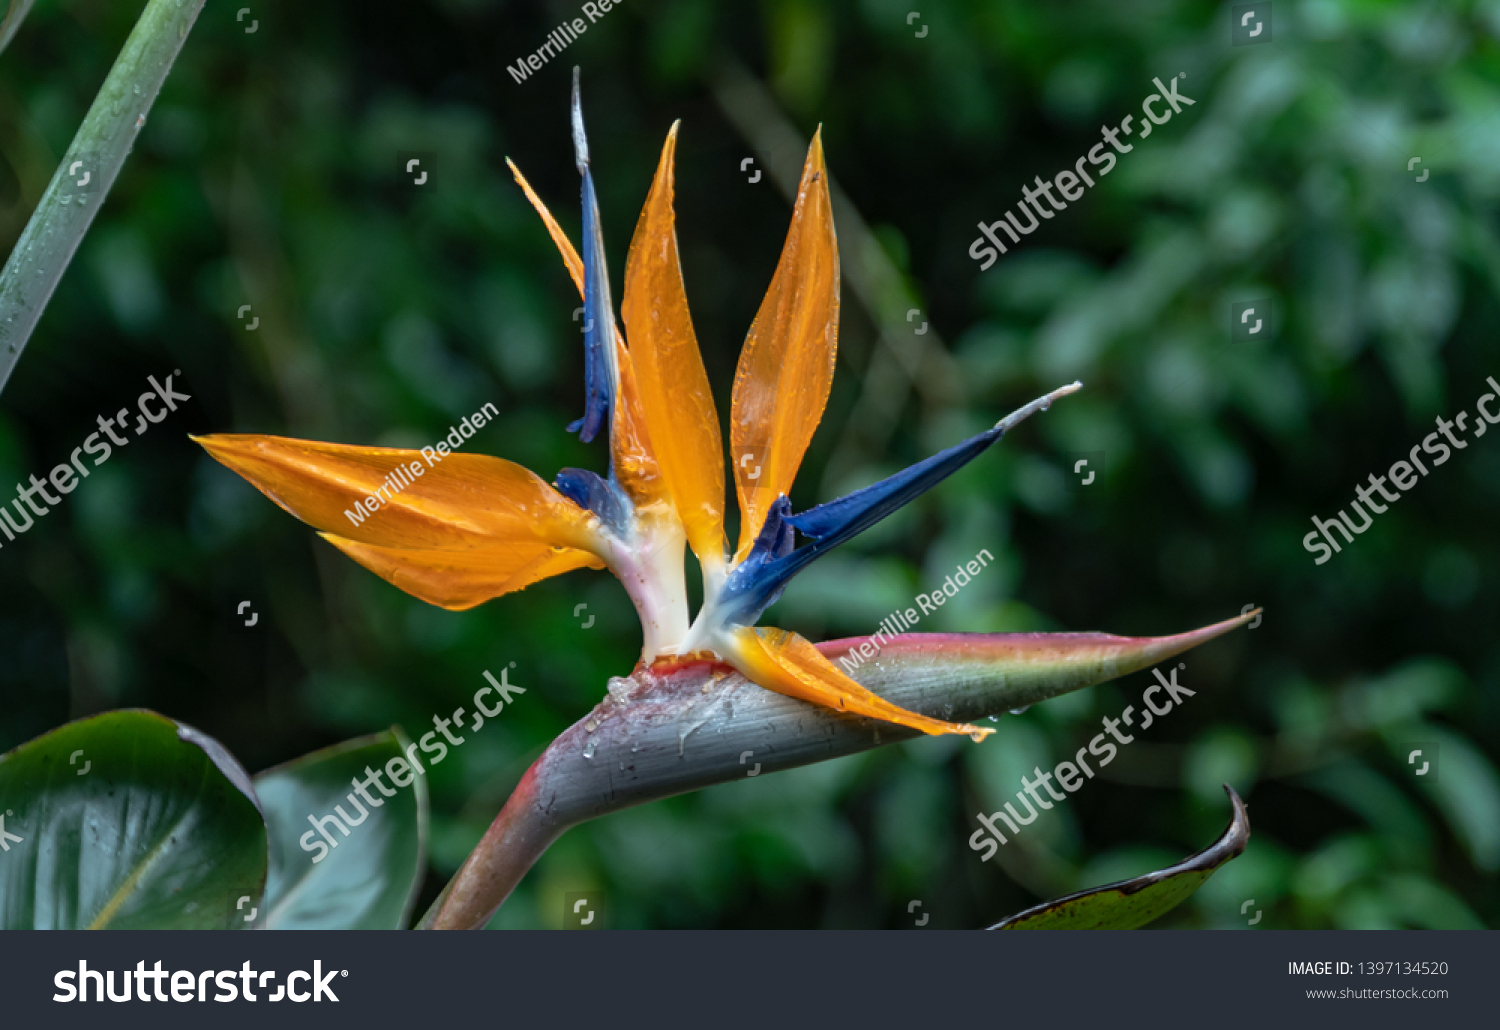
[716,385,1079,623]
[718,495,796,615]
[569,70,617,445]
[554,467,629,537]
[719,382,1080,625]
[786,424,1009,543]
[717,421,1007,623]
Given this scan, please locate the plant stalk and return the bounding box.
[420,612,1257,929]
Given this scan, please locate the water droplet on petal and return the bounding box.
[582,738,596,759]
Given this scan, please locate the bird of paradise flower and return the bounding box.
[196,72,1246,743]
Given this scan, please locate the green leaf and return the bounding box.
[989,785,1249,930]
[0,0,36,56]
[0,709,267,929]
[0,0,206,393]
[1411,728,1500,873]
[253,728,428,929]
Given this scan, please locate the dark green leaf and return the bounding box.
[254,727,428,930]
[0,709,267,929]
[989,785,1249,930]
[0,0,36,56]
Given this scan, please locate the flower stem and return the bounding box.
[419,611,1258,929]
[414,765,563,930]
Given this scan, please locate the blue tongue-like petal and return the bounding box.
[784,423,1005,542]
[716,383,1080,625]
[554,467,629,537]
[568,68,617,445]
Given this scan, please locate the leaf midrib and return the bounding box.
[87,760,211,929]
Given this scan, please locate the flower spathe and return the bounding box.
[197,70,1085,740]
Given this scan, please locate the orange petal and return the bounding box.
[506,158,665,508]
[506,158,586,294]
[730,129,839,561]
[195,434,605,603]
[610,347,664,505]
[726,625,991,738]
[622,123,726,570]
[321,534,601,610]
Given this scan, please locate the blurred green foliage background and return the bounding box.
[1,0,1497,929]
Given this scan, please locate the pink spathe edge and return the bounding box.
[816,610,1257,663]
